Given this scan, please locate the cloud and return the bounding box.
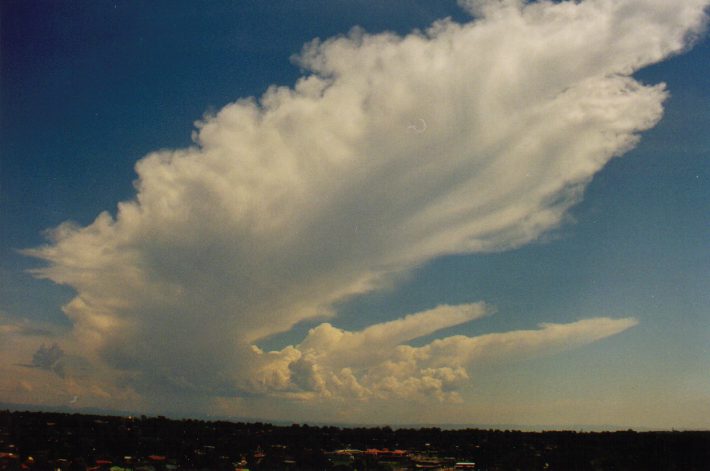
[295,303,490,369]
[31,343,66,376]
[413,317,640,367]
[251,310,637,402]
[24,342,93,381]
[248,303,488,399]
[0,311,58,338]
[21,0,708,409]
[0,314,140,409]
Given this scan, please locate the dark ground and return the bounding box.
[1,410,709,470]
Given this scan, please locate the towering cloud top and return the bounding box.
[21,0,709,410]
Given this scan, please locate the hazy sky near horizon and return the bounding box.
[1,0,709,429]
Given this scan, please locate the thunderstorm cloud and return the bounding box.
[17,0,709,411]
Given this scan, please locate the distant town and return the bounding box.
[1,410,708,470]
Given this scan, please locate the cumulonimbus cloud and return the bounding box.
[20,0,708,408]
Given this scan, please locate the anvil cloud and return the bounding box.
[19,0,708,411]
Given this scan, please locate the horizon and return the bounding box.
[2,0,710,429]
[0,404,699,433]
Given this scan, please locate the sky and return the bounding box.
[1,0,709,430]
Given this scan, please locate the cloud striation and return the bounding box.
[21,0,708,411]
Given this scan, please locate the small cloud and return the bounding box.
[31,343,66,377]
[13,325,53,337]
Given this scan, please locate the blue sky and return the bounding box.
[1,0,709,428]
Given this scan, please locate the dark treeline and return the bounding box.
[1,410,709,470]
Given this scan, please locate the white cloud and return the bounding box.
[248,303,488,400]
[251,310,637,402]
[20,0,709,410]
[297,303,489,368]
[414,316,640,367]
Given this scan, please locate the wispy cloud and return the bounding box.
[19,0,708,409]
[0,312,57,338]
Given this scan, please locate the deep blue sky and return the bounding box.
[1,0,709,427]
